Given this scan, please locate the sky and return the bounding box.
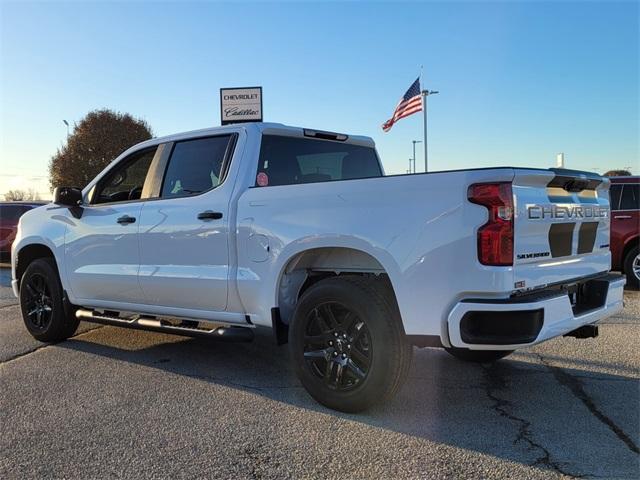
[1,0,638,198]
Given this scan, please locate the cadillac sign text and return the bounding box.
[220,87,263,125]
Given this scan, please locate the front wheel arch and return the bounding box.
[16,243,57,290]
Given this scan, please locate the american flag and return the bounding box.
[381,78,422,132]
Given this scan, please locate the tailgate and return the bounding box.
[512,168,611,290]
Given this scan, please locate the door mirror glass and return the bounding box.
[53,187,83,206]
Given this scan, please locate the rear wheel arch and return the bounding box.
[275,246,401,326]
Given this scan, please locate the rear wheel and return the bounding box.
[623,246,640,289]
[19,258,79,342]
[445,347,513,363]
[289,276,411,413]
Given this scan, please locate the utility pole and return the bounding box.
[421,90,438,172]
[412,140,422,174]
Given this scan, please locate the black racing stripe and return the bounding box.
[549,223,575,257]
[577,222,599,254]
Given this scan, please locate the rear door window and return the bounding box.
[609,184,622,210]
[619,184,639,210]
[160,136,233,198]
[256,135,382,187]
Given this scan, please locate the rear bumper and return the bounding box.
[447,273,625,350]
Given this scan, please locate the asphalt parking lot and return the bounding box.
[1,266,638,479]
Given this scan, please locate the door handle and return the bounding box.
[197,210,223,220]
[117,215,136,224]
[614,215,632,219]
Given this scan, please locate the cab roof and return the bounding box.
[609,176,639,184]
[138,122,376,150]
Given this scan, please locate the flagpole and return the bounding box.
[419,66,426,172]
[422,90,428,173]
[421,88,438,173]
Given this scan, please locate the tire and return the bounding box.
[623,245,640,289]
[19,258,80,342]
[445,347,513,363]
[289,275,412,413]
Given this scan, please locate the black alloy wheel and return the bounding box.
[22,272,54,331]
[19,258,80,342]
[302,302,372,391]
[290,276,412,413]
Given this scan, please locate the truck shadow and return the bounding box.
[59,326,639,477]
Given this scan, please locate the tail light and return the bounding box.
[468,182,514,266]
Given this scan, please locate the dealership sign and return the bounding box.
[220,86,263,125]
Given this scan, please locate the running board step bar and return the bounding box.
[75,309,254,342]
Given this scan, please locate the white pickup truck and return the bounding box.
[12,122,624,412]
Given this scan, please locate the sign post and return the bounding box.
[220,87,263,125]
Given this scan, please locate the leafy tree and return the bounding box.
[4,189,40,201]
[604,169,632,177]
[48,109,153,190]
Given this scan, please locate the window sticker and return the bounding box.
[256,172,269,187]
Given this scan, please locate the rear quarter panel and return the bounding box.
[235,168,516,340]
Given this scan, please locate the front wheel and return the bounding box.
[19,258,80,342]
[445,347,513,363]
[289,276,412,413]
[623,246,640,289]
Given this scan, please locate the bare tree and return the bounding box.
[27,188,41,200]
[3,188,41,201]
[4,189,26,201]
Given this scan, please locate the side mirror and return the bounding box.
[53,187,83,207]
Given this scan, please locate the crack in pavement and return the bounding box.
[482,363,579,477]
[0,326,105,365]
[535,353,640,455]
[572,374,639,384]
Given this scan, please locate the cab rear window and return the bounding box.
[256,135,382,187]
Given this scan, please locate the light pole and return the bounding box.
[63,119,69,138]
[421,90,438,172]
[412,140,422,174]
